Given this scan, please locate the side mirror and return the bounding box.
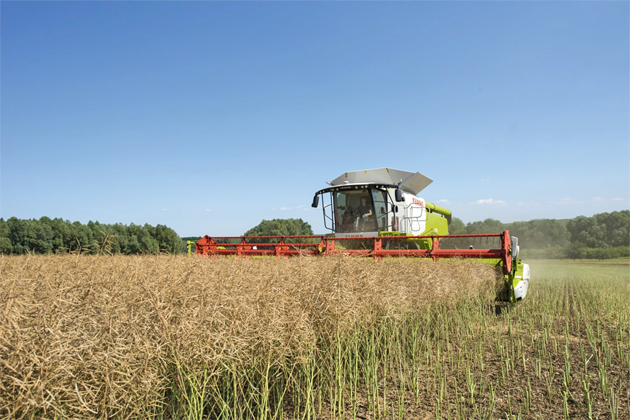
[511,236,519,259]
[311,195,319,208]
[395,188,403,202]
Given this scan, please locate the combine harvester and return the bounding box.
[196,168,529,302]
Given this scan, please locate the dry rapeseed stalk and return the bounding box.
[0,255,500,419]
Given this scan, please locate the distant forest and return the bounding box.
[448,210,629,259]
[1,210,628,258]
[0,217,181,255]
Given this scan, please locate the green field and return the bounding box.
[533,258,630,277]
[501,259,630,419]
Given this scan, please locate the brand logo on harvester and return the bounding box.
[412,197,424,206]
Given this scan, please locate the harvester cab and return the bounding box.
[311,168,452,245]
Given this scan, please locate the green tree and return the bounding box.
[244,218,313,237]
[598,211,630,247]
[72,221,94,252]
[129,224,156,254]
[568,211,630,248]
[0,219,12,254]
[0,217,182,255]
[465,218,505,235]
[153,224,181,253]
[5,217,53,254]
[448,217,467,235]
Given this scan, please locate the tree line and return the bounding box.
[0,217,182,255]
[448,210,629,259]
[2,211,628,258]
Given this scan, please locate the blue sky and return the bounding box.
[1,1,628,237]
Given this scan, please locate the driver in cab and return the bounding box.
[358,196,373,220]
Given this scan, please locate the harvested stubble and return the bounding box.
[0,255,499,419]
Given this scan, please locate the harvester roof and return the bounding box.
[329,168,433,195]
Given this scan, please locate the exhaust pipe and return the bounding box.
[425,201,452,224]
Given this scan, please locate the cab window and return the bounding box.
[371,189,388,231]
[333,189,379,233]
